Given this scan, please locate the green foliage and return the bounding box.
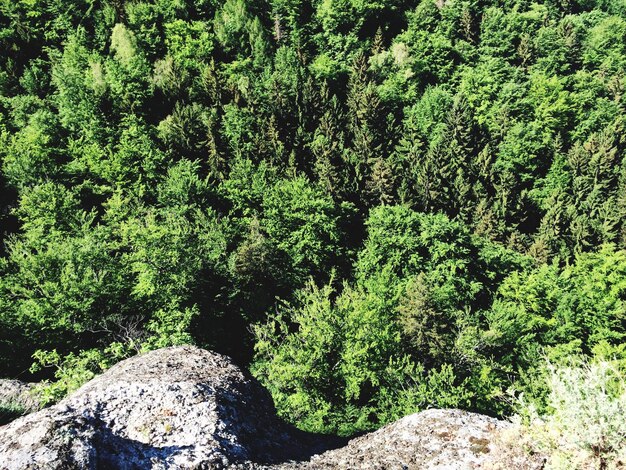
[30,346,128,406]
[2,0,626,444]
[252,275,472,435]
[0,399,27,426]
[30,308,196,406]
[261,177,347,285]
[1,108,63,189]
[252,206,529,433]
[164,19,214,71]
[515,359,626,470]
[487,246,626,375]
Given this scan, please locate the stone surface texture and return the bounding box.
[297,409,541,469]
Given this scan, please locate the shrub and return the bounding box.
[516,359,626,469]
[0,399,26,426]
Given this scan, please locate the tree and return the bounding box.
[261,176,347,287]
[311,89,347,197]
[397,273,453,367]
[485,245,626,393]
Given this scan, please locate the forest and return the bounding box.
[1,0,626,440]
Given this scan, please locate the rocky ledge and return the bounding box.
[0,346,540,469]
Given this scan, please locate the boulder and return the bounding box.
[297,409,542,469]
[0,346,334,469]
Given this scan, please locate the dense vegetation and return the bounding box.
[1,0,626,436]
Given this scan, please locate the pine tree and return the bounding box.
[366,157,395,205]
[442,94,477,219]
[199,59,221,105]
[345,53,383,204]
[257,114,286,170]
[206,111,226,181]
[529,194,566,263]
[398,273,453,367]
[394,122,424,207]
[371,27,385,55]
[418,144,443,212]
[615,164,626,249]
[311,95,344,195]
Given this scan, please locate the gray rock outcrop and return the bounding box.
[0,346,332,469]
[299,409,541,469]
[0,346,539,469]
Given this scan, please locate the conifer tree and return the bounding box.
[345,53,384,206]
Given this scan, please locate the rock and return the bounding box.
[0,346,336,469]
[0,347,540,469]
[297,409,542,470]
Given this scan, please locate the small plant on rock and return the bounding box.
[516,359,626,469]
